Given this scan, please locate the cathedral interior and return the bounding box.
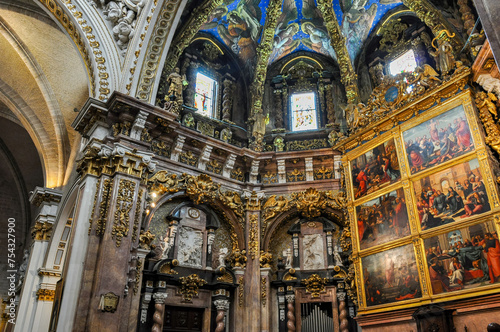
[2,0,500,331]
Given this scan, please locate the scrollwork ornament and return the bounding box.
[302,274,328,298]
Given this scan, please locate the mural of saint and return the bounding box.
[268,0,299,63]
[340,0,401,63]
[215,0,262,63]
[300,0,337,60]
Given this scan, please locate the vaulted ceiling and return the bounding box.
[199,0,403,66]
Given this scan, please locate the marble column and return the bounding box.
[213,298,230,332]
[337,291,349,332]
[14,187,62,332]
[151,292,168,332]
[285,294,296,332]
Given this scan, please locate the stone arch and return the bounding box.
[147,190,245,253]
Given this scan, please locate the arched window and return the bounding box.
[194,71,218,118]
[290,92,318,131]
[389,49,417,76]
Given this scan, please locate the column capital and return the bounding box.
[29,187,62,207]
[213,299,230,311]
[153,292,168,304]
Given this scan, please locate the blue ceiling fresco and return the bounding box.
[199,0,402,66]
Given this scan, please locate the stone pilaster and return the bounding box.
[14,187,62,332]
[73,167,147,332]
[260,268,272,332]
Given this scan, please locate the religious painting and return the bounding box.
[201,0,263,64]
[338,0,402,63]
[424,220,500,295]
[413,158,490,231]
[402,104,475,175]
[268,0,300,63]
[362,244,422,306]
[356,188,410,250]
[300,0,337,60]
[350,138,401,200]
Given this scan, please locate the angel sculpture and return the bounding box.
[263,195,288,220]
[217,0,262,63]
[476,91,498,118]
[415,64,441,88]
[301,0,337,59]
[268,0,299,63]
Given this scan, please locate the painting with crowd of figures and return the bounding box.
[350,138,400,200]
[413,158,490,231]
[424,220,500,295]
[356,188,410,250]
[403,104,475,175]
[362,244,422,306]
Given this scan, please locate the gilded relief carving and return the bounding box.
[179,274,207,302]
[111,179,136,247]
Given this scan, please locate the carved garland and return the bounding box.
[302,274,329,298]
[179,274,207,302]
[111,179,136,247]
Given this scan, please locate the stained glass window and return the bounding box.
[291,92,318,131]
[389,50,417,76]
[194,72,217,117]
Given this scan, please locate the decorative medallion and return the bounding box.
[188,208,200,219]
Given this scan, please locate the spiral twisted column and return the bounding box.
[151,292,167,332]
[337,292,349,332]
[213,299,230,332]
[286,294,296,332]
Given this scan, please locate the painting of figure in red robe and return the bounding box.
[356,188,410,250]
[403,104,475,175]
[413,158,490,230]
[350,138,400,200]
[424,220,500,295]
[362,244,422,307]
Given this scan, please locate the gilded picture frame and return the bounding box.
[345,89,500,313]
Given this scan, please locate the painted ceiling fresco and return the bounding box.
[200,0,402,66]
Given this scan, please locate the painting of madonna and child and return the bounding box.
[363,244,422,307]
[356,188,410,250]
[413,158,490,231]
[424,220,500,295]
[403,104,475,175]
[351,139,401,200]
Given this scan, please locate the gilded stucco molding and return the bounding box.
[248,0,282,151]
[162,0,222,76]
[38,0,111,100]
[401,0,462,51]
[316,0,359,103]
[135,0,183,102]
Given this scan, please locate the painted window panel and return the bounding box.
[194,72,216,117]
[291,92,318,131]
[389,50,417,76]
